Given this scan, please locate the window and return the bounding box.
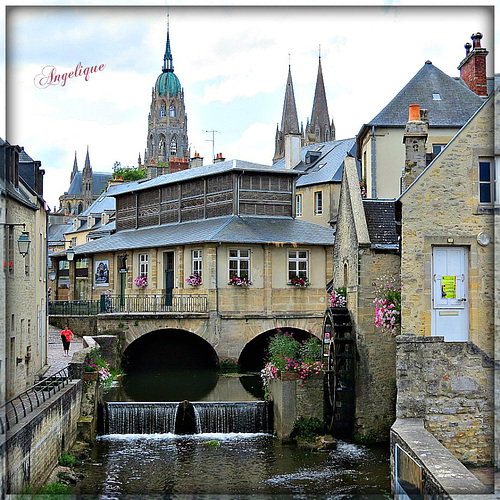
[170,136,177,156]
[169,105,176,117]
[192,250,202,280]
[314,191,323,215]
[432,144,446,156]
[160,103,166,117]
[432,93,441,100]
[288,250,308,282]
[8,226,14,276]
[139,253,149,278]
[479,159,496,204]
[229,249,250,280]
[296,193,303,217]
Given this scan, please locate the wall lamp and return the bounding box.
[66,246,75,261]
[0,222,31,257]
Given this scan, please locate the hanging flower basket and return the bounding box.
[185,273,202,286]
[228,275,252,286]
[329,286,347,308]
[290,273,310,288]
[134,275,148,288]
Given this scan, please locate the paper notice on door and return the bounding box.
[441,276,456,299]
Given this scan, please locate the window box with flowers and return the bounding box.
[186,273,202,287]
[289,273,310,288]
[228,275,253,286]
[134,275,148,288]
[329,286,347,308]
[373,275,401,335]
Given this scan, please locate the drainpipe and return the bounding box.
[371,126,377,198]
[215,243,220,316]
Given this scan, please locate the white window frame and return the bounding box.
[229,249,250,280]
[139,253,149,278]
[479,158,496,205]
[296,193,303,217]
[192,250,202,280]
[314,191,323,215]
[288,250,309,282]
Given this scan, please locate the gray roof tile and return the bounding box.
[65,171,112,196]
[362,200,398,247]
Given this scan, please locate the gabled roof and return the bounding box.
[362,200,399,249]
[64,171,112,196]
[361,61,484,131]
[273,138,357,187]
[66,215,334,256]
[48,222,73,243]
[110,159,300,197]
[80,190,116,216]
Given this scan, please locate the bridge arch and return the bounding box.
[238,327,317,372]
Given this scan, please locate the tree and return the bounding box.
[112,161,147,181]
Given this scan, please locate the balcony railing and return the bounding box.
[49,299,100,316]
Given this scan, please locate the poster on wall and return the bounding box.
[441,275,456,299]
[95,260,109,286]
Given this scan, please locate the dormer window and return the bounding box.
[432,93,441,100]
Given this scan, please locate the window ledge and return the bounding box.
[474,205,499,215]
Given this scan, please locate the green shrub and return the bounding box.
[218,359,239,373]
[38,481,73,494]
[291,417,324,441]
[58,453,75,467]
[298,337,322,364]
[268,332,300,371]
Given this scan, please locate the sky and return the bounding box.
[2,2,495,211]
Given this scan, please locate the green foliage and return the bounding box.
[38,481,73,495]
[118,322,125,329]
[298,337,322,364]
[291,417,324,440]
[113,161,147,181]
[267,331,300,371]
[201,440,220,447]
[58,453,75,467]
[218,359,240,373]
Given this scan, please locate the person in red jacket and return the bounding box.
[61,325,74,357]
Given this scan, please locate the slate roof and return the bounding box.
[80,189,116,216]
[48,222,73,244]
[110,160,300,197]
[362,61,484,130]
[362,200,398,249]
[64,171,112,196]
[67,215,334,256]
[273,138,357,187]
[19,148,34,162]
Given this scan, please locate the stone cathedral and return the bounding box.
[144,21,190,177]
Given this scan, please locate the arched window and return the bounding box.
[67,203,71,213]
[160,103,166,117]
[78,203,83,214]
[315,126,320,139]
[343,261,348,287]
[158,135,166,155]
[170,136,177,155]
[169,105,175,117]
[325,128,330,142]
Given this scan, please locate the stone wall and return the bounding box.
[2,381,82,495]
[268,373,323,441]
[49,316,97,338]
[396,333,494,465]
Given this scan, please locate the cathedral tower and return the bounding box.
[145,17,189,176]
[82,146,93,207]
[305,55,335,144]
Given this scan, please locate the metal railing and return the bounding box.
[49,299,100,316]
[100,294,209,314]
[0,366,72,434]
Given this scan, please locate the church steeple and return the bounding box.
[70,151,78,183]
[306,53,335,144]
[163,15,174,73]
[273,64,301,164]
[82,146,93,205]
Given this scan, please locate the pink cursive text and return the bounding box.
[34,62,105,89]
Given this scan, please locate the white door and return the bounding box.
[432,246,468,341]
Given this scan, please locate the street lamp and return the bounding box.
[48,269,56,281]
[66,246,75,261]
[17,230,31,257]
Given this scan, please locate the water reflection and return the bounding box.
[107,370,264,402]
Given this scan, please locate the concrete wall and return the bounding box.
[268,373,323,441]
[396,334,494,465]
[2,381,82,495]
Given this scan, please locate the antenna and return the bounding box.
[204,130,220,161]
[319,44,321,58]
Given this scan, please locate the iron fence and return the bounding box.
[49,299,100,316]
[100,294,209,314]
[0,366,72,434]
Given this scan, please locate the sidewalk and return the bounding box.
[46,325,84,376]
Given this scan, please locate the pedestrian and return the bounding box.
[61,325,74,357]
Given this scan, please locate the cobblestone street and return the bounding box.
[46,325,84,376]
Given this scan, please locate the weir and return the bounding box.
[103,401,272,435]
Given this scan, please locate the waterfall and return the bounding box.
[103,401,271,435]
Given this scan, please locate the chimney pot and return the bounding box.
[471,32,483,49]
[408,104,420,122]
[465,42,472,55]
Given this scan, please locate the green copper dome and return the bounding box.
[155,71,182,97]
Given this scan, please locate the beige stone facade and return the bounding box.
[295,183,341,228]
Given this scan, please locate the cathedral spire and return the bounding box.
[83,145,91,173]
[281,65,299,135]
[163,14,174,73]
[71,151,78,183]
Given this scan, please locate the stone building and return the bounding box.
[58,148,111,215]
[0,139,48,399]
[394,91,496,465]
[357,34,491,199]
[144,20,190,178]
[325,156,399,442]
[51,159,335,364]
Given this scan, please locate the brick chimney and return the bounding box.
[190,151,203,168]
[458,32,489,97]
[213,153,226,163]
[402,104,429,191]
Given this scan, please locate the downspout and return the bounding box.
[371,126,377,198]
[215,243,220,316]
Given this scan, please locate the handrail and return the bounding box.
[0,366,72,434]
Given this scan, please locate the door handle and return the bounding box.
[458,298,467,302]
